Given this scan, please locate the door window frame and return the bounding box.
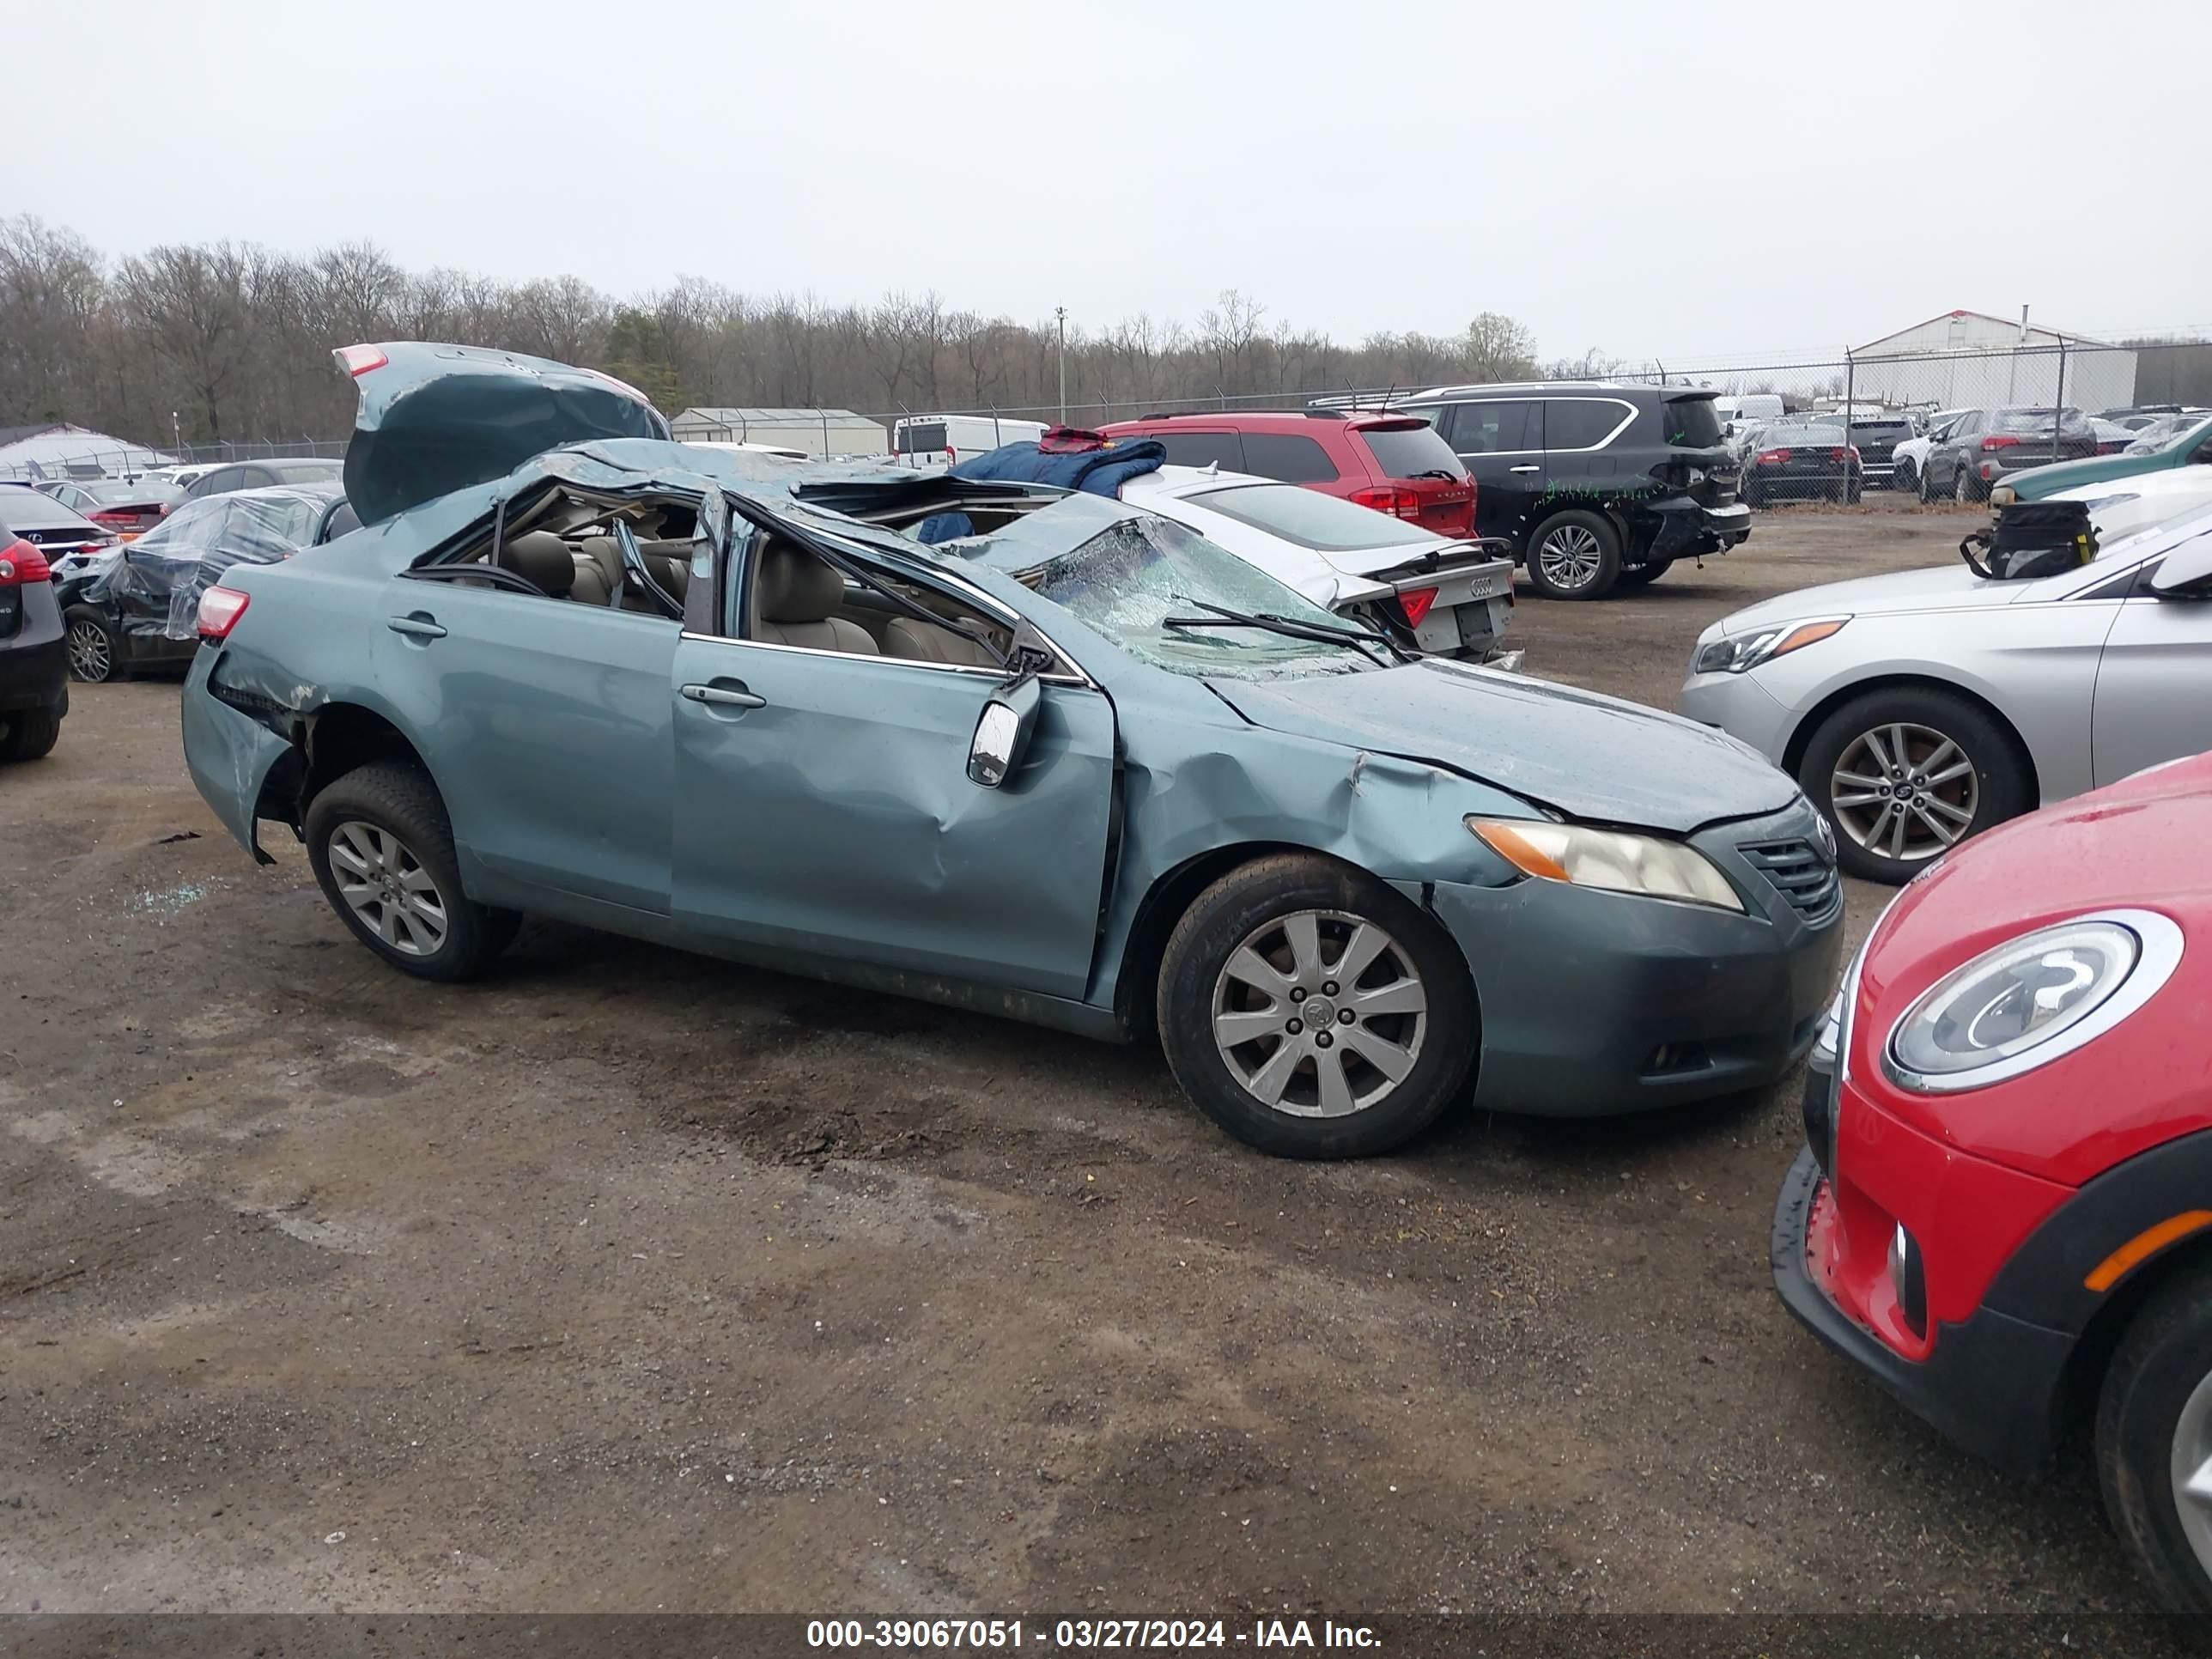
[1540,397,1638,454]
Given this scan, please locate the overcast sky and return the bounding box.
[16,0,2209,366]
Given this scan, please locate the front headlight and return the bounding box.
[1882,909,2185,1093]
[1467,818,1744,912]
[1692,616,1849,675]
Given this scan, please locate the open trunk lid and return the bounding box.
[337,342,672,526]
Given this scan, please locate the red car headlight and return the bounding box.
[1882,909,2185,1093]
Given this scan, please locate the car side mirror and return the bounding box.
[968,671,1041,788]
[2149,535,2212,600]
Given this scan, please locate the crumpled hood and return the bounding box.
[1207,660,1800,832]
[1711,562,2005,635]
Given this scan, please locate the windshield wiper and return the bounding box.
[1161,599,1413,665]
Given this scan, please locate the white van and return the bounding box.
[890,413,1049,466]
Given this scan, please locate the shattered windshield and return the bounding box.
[1015,512,1376,682]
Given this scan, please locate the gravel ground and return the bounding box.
[0,501,2167,1617]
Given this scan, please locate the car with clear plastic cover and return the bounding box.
[53,483,356,683]
[179,343,1844,1159]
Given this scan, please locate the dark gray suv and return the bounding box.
[1316,383,1750,599]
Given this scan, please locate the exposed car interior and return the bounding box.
[422,485,1017,669]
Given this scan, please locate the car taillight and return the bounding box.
[1830,448,1851,461]
[1349,485,1422,520]
[90,508,139,525]
[0,538,52,585]
[198,585,251,639]
[334,343,388,377]
[1981,434,2021,451]
[1758,448,1791,465]
[1399,587,1439,628]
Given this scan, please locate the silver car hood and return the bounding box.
[1711,562,2009,635]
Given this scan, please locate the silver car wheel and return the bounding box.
[66,618,112,683]
[327,819,450,957]
[1536,525,1603,592]
[2173,1364,2212,1582]
[1829,723,1978,864]
[1953,465,1972,503]
[1210,908,1427,1119]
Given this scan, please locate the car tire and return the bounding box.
[1918,463,1936,504]
[1155,852,1476,1159]
[1954,463,1981,504]
[1895,457,1919,495]
[64,606,123,684]
[1844,477,1863,505]
[1796,687,2032,883]
[1615,559,1671,588]
[305,761,520,982]
[1524,510,1621,599]
[0,706,62,763]
[2096,1260,2212,1614]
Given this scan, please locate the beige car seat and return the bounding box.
[750,545,876,653]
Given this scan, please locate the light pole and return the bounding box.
[1054,307,1068,425]
[171,410,182,453]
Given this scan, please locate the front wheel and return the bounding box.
[1156,853,1476,1158]
[1796,687,2031,882]
[1954,463,1981,504]
[1894,457,1919,495]
[305,761,520,981]
[2097,1261,2212,1613]
[1523,510,1621,599]
[64,606,122,684]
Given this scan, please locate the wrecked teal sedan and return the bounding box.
[180,343,1843,1158]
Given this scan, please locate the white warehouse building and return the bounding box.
[1850,311,2136,412]
[668,406,886,458]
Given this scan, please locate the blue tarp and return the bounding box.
[919,438,1168,544]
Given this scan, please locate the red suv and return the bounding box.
[1097,410,1476,539]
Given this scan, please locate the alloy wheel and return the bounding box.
[1536,525,1604,592]
[327,819,450,956]
[2174,1365,2212,1583]
[1829,723,1978,864]
[1210,908,1427,1118]
[1954,465,1972,503]
[66,618,112,683]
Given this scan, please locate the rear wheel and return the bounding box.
[0,706,61,763]
[64,606,121,684]
[2097,1261,2212,1613]
[1524,510,1620,599]
[1796,687,2030,882]
[304,761,520,982]
[1156,854,1476,1159]
[1615,559,1672,588]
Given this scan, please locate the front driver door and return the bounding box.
[669,533,1117,1001]
[2090,555,2212,787]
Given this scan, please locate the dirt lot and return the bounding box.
[0,501,2162,1617]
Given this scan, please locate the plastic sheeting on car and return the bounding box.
[80,488,337,639]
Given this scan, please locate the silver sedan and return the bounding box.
[1678,504,2212,882]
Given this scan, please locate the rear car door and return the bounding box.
[2090,548,2212,786]
[371,565,683,916]
[1437,399,1543,549]
[668,519,1117,1000]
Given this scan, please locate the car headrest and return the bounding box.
[500,531,575,597]
[754,544,843,623]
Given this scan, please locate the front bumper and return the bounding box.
[1429,799,1843,1115]
[1676,670,1796,767]
[0,584,70,713]
[1772,1144,2075,1479]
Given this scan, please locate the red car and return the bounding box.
[1775,750,2212,1609]
[1096,410,1477,539]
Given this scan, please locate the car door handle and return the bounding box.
[681,682,767,709]
[1509,465,1540,474]
[387,614,447,640]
